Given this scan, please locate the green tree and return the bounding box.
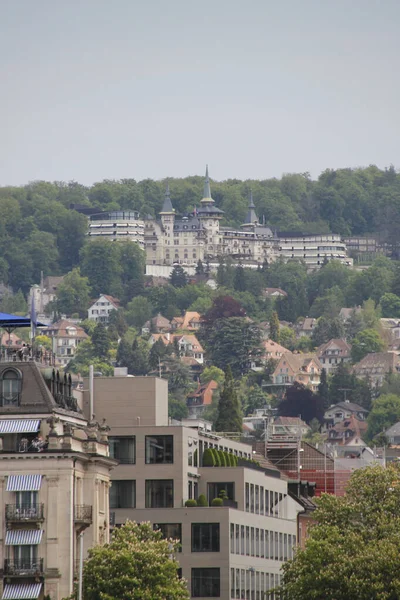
[279,326,296,350]
[200,366,225,387]
[318,368,330,409]
[91,323,110,358]
[367,393,400,441]
[311,316,345,346]
[149,338,170,371]
[81,520,189,600]
[380,292,400,318]
[56,268,90,317]
[234,264,246,292]
[66,340,113,377]
[108,309,128,337]
[0,289,27,314]
[244,384,269,416]
[351,328,385,363]
[195,259,204,275]
[281,463,400,600]
[80,238,121,298]
[215,366,243,433]
[118,241,146,303]
[269,311,280,343]
[125,296,153,329]
[170,265,188,288]
[116,337,149,376]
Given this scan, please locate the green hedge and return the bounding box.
[197,494,208,506]
[185,499,198,507]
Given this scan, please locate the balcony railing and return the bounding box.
[6,504,44,522]
[0,348,56,366]
[75,505,93,524]
[4,559,44,576]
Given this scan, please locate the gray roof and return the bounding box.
[385,422,400,437]
[196,204,224,215]
[173,216,203,231]
[327,401,368,413]
[244,191,258,224]
[202,164,213,201]
[160,182,174,213]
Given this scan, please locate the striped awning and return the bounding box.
[0,420,40,434]
[5,529,43,545]
[6,475,42,492]
[2,583,42,600]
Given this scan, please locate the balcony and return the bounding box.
[4,559,44,577]
[74,505,93,525]
[6,504,44,523]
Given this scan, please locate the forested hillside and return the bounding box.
[0,165,400,293]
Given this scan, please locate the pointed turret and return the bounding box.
[244,190,258,225]
[201,165,214,204]
[160,181,174,214]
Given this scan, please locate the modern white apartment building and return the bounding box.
[88,210,145,248]
[277,233,352,269]
[83,376,302,599]
[0,359,116,600]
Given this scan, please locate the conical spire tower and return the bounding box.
[160,181,174,214]
[201,165,214,204]
[244,190,258,224]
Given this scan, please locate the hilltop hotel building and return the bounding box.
[87,167,351,270]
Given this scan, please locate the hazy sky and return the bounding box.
[1,0,399,186]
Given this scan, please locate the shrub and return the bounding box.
[218,489,228,500]
[185,499,198,507]
[211,497,223,506]
[213,449,222,467]
[228,453,236,467]
[202,448,215,466]
[197,494,208,507]
[219,450,227,467]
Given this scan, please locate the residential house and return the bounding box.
[0,358,116,600]
[171,312,202,332]
[142,314,171,335]
[272,353,322,391]
[339,306,362,323]
[383,422,400,445]
[262,288,287,299]
[380,318,400,341]
[149,333,204,365]
[317,338,351,375]
[82,374,303,599]
[353,352,400,387]
[269,417,310,438]
[28,276,66,315]
[296,318,317,338]
[323,401,369,429]
[87,295,120,324]
[42,320,88,366]
[262,340,291,362]
[187,380,218,417]
[326,414,368,446]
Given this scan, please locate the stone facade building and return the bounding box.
[0,359,115,600]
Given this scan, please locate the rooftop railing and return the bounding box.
[0,347,56,366]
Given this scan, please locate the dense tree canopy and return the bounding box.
[281,463,400,600]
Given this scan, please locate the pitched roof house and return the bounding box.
[262,339,291,361]
[149,333,204,364]
[272,353,322,391]
[142,314,171,334]
[339,306,362,322]
[326,414,368,446]
[262,288,288,299]
[171,311,202,331]
[353,352,400,386]
[380,318,400,341]
[187,380,218,416]
[317,338,351,375]
[323,401,369,428]
[42,319,88,366]
[88,295,120,324]
[296,318,317,338]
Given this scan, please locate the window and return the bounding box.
[13,544,37,569]
[109,480,136,508]
[207,482,234,503]
[251,527,255,556]
[192,523,220,552]
[145,435,173,464]
[1,369,21,406]
[153,523,182,551]
[230,523,234,553]
[250,484,255,513]
[109,437,135,464]
[145,480,173,508]
[192,568,220,597]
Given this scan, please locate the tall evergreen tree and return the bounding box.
[269,311,280,342]
[215,366,243,433]
[234,263,246,292]
[318,367,330,409]
[195,259,204,275]
[91,323,110,358]
[170,265,188,288]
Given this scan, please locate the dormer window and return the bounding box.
[1,369,22,406]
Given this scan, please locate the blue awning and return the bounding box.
[6,475,42,492]
[0,420,40,434]
[5,529,43,545]
[2,583,42,600]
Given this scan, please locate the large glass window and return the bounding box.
[1,370,21,406]
[145,435,173,464]
[109,437,135,464]
[109,480,136,508]
[192,523,220,552]
[153,523,182,551]
[145,480,173,508]
[192,568,220,597]
[207,482,234,504]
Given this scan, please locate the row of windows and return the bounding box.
[109,435,174,465]
[245,484,287,518]
[154,522,220,553]
[230,524,296,561]
[231,568,281,600]
[110,480,173,509]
